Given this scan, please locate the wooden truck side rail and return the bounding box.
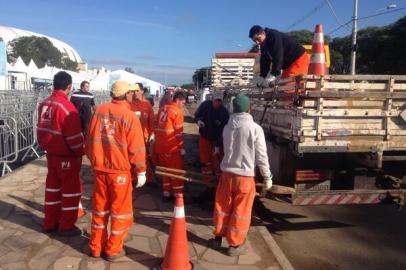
[222,75,406,157]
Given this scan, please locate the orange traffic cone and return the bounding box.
[78,201,86,219]
[160,193,193,270]
[308,24,326,76]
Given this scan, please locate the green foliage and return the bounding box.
[8,36,78,71]
[287,30,331,44]
[329,16,406,74]
[181,83,194,89]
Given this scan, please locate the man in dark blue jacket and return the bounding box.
[195,90,229,179]
[249,25,309,87]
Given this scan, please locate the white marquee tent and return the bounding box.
[6,59,164,93]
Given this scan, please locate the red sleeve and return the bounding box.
[62,109,85,156]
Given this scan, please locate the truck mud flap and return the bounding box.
[292,189,404,206]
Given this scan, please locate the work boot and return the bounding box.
[58,226,82,237]
[105,249,126,262]
[227,245,247,257]
[208,236,222,250]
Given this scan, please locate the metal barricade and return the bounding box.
[0,89,111,176]
[0,90,40,176]
[93,91,111,105]
[0,116,18,175]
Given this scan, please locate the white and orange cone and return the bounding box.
[160,193,193,270]
[308,24,326,76]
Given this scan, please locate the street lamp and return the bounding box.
[350,2,397,74]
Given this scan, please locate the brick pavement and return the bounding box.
[0,105,285,270]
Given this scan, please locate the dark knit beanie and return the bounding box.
[233,94,250,113]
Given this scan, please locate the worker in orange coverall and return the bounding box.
[209,94,273,257]
[130,83,155,182]
[154,91,186,202]
[37,71,85,237]
[86,80,146,261]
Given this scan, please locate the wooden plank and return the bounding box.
[302,74,406,81]
[304,91,406,98]
[301,108,400,117]
[305,81,406,91]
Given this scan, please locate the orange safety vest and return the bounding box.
[154,102,183,154]
[86,100,146,174]
[130,99,155,142]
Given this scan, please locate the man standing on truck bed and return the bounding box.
[249,25,309,86]
[210,94,273,256]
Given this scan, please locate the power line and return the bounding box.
[327,6,406,36]
[285,1,327,31]
[325,0,351,31]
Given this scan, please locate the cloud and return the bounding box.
[134,54,158,60]
[85,57,196,84]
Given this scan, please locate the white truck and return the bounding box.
[218,74,406,207]
[211,52,258,87]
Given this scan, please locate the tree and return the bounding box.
[329,16,406,74]
[287,30,331,45]
[8,36,78,71]
[181,83,195,89]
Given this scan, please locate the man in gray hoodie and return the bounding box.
[210,94,273,256]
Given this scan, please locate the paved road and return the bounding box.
[256,197,406,270]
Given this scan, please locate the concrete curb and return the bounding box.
[256,225,295,270]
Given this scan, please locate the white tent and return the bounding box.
[109,70,163,95]
[9,56,28,73]
[27,59,43,79]
[90,70,110,91]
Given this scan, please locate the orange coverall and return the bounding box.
[131,99,155,182]
[154,101,184,196]
[213,172,256,246]
[86,99,146,257]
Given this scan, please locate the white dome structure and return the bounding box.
[0,25,82,63]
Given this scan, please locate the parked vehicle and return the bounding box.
[219,74,406,207]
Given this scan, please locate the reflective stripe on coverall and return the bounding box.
[89,171,133,257]
[131,99,155,182]
[157,152,184,195]
[44,155,82,231]
[199,137,223,181]
[154,102,184,194]
[213,172,256,247]
[37,91,85,232]
[86,99,146,256]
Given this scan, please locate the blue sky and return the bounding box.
[0,0,405,85]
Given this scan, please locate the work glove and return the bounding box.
[213,146,220,155]
[197,120,205,128]
[180,148,186,156]
[135,172,146,188]
[262,75,276,88]
[263,175,273,190]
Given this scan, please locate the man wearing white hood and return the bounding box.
[210,94,273,256]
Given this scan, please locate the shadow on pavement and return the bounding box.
[254,197,353,235]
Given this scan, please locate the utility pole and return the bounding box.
[350,0,358,75]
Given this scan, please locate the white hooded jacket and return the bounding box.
[221,112,271,178]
